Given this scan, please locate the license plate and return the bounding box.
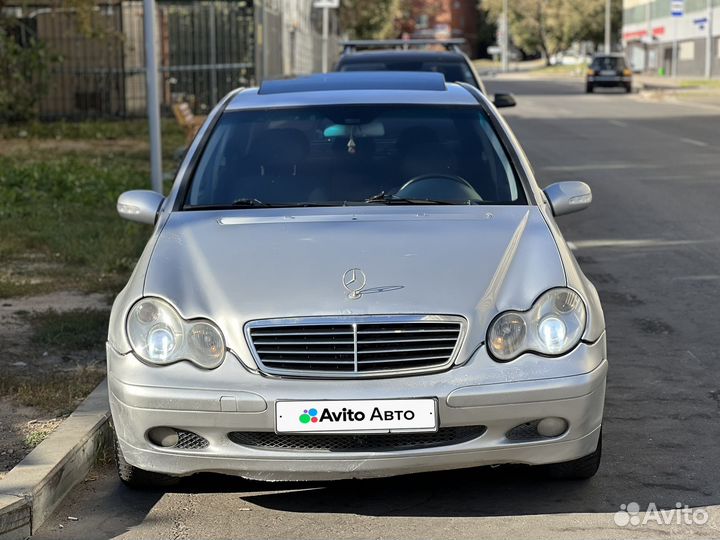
[276,399,437,433]
[600,70,616,76]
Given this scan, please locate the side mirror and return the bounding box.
[493,93,516,108]
[117,190,164,224]
[543,181,592,217]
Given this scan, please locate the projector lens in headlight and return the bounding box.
[538,316,567,353]
[147,326,176,360]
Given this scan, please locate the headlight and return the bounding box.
[487,288,586,361]
[126,298,226,369]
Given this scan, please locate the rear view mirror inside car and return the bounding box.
[323,121,385,138]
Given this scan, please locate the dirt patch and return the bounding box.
[0,291,109,476]
[0,398,62,480]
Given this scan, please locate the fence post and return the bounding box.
[208,4,218,105]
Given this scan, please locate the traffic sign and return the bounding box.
[671,0,683,17]
[693,16,708,29]
[313,0,339,8]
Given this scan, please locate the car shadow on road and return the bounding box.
[171,438,716,518]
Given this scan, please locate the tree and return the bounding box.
[340,0,402,39]
[482,0,622,63]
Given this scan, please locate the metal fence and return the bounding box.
[3,0,338,120]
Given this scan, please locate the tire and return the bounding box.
[539,429,602,480]
[115,434,180,489]
[624,84,632,94]
[585,84,594,94]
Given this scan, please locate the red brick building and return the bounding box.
[398,0,479,56]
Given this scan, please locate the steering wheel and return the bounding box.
[395,174,483,201]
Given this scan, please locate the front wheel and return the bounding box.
[624,84,632,93]
[538,429,602,480]
[115,434,180,489]
[585,84,594,94]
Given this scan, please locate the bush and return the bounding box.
[0,21,52,123]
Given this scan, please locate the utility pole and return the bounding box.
[604,0,612,53]
[143,0,163,193]
[501,0,509,72]
[313,0,338,73]
[322,5,329,73]
[706,0,713,79]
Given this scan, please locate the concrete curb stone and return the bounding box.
[0,380,110,539]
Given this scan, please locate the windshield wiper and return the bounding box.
[231,198,271,208]
[362,192,471,205]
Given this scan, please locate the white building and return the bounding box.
[622,0,719,77]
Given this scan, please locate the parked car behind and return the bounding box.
[336,39,516,108]
[110,72,605,489]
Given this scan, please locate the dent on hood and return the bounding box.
[473,209,566,333]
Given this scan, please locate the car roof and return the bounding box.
[338,50,467,64]
[226,72,479,111]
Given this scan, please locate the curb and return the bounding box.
[0,380,111,540]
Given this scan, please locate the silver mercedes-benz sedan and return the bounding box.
[109,71,606,488]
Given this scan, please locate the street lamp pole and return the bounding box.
[706,0,713,79]
[143,0,163,193]
[604,0,612,53]
[501,0,509,72]
[322,5,329,73]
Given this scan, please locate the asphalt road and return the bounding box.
[35,77,720,539]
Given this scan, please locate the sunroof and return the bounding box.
[258,72,447,95]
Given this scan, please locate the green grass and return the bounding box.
[0,118,179,141]
[25,429,53,449]
[19,308,110,350]
[0,118,185,297]
[530,63,587,77]
[679,79,720,89]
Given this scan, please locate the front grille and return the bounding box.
[245,315,466,378]
[228,426,486,452]
[175,430,209,450]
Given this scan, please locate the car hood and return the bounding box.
[144,206,565,356]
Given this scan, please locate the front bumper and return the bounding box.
[587,75,631,87]
[109,339,607,481]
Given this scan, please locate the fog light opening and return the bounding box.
[148,426,180,448]
[536,417,568,438]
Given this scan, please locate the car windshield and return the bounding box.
[185,105,524,208]
[339,60,477,87]
[591,57,625,70]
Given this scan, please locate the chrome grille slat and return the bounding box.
[355,328,456,334]
[253,340,355,345]
[263,359,356,365]
[357,346,455,354]
[246,316,466,378]
[358,355,452,364]
[256,349,355,355]
[357,337,458,344]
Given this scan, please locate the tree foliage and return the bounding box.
[0,19,51,122]
[482,0,622,60]
[0,0,97,122]
[340,0,402,39]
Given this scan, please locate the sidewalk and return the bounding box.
[634,74,720,108]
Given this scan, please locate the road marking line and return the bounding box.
[567,241,577,251]
[680,137,708,147]
[609,120,628,127]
